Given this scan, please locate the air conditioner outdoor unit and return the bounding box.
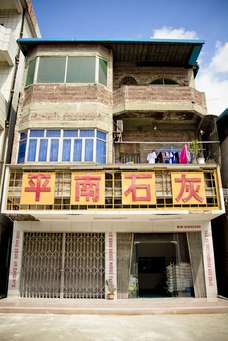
[116,120,123,132]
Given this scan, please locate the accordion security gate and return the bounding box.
[20,232,105,299]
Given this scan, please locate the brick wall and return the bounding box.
[113,63,190,88]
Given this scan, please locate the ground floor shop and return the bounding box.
[8,220,217,300]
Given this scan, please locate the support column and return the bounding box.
[201,222,218,298]
[105,232,117,299]
[8,224,23,297]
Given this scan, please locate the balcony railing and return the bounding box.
[3,164,221,214]
[114,141,221,165]
[113,85,207,116]
[0,25,17,65]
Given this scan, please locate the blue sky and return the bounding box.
[33,0,228,115]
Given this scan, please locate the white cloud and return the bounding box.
[151,26,198,39]
[196,41,228,116]
[210,42,228,73]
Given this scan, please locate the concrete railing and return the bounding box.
[0,25,17,65]
[113,85,207,116]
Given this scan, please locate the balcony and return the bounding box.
[0,25,17,65]
[2,164,223,221]
[113,85,207,116]
[0,0,21,12]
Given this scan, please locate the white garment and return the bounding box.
[147,152,157,164]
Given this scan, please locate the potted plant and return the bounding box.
[106,279,116,300]
[190,140,205,164]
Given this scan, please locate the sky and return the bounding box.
[32,0,228,116]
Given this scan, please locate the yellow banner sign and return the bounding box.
[20,172,55,205]
[71,172,105,205]
[171,172,206,205]
[122,172,156,205]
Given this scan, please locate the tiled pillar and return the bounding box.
[201,222,218,298]
[8,225,23,297]
[105,232,117,299]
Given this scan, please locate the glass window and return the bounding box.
[37,57,66,83]
[17,141,26,163]
[66,56,96,83]
[62,140,71,161]
[80,130,94,138]
[97,130,106,140]
[30,130,44,137]
[27,139,37,161]
[96,140,106,164]
[46,130,61,137]
[17,129,107,164]
[99,59,107,86]
[63,130,78,137]
[50,139,59,161]
[38,140,48,161]
[85,139,93,161]
[26,59,36,86]
[73,139,82,161]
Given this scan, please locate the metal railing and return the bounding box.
[5,165,220,212]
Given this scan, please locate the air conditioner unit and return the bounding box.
[116,120,123,132]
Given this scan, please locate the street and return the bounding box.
[0,313,228,341]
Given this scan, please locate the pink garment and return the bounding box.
[180,144,188,164]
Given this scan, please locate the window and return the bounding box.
[150,78,179,85]
[119,76,137,87]
[99,58,107,86]
[37,57,66,83]
[17,129,107,164]
[66,57,96,83]
[26,59,36,86]
[26,56,108,86]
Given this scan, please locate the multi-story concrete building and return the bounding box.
[1,38,225,300]
[0,0,40,297]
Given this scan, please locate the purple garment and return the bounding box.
[180,144,188,164]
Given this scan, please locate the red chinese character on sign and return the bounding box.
[175,174,204,203]
[75,175,101,202]
[124,174,152,201]
[24,174,51,202]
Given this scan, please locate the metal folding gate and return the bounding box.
[20,232,105,299]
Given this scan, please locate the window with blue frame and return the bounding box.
[17,129,107,164]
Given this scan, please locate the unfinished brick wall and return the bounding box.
[115,128,196,163]
[113,63,190,89]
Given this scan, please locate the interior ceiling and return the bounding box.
[115,112,200,131]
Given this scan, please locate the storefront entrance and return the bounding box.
[117,233,203,299]
[137,242,176,297]
[20,232,105,299]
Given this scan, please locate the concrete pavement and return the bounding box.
[0,313,228,341]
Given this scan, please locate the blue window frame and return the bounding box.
[17,129,107,164]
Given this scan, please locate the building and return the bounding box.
[212,108,228,297]
[1,38,225,300]
[0,0,40,297]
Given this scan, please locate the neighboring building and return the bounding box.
[1,38,225,300]
[212,108,228,297]
[0,0,40,297]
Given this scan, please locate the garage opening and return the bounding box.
[20,232,105,299]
